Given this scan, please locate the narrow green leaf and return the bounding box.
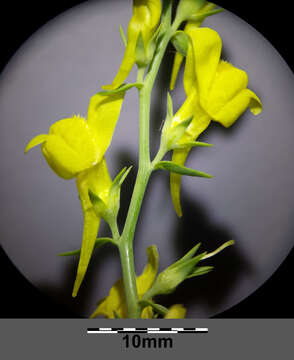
[171,30,190,56]
[98,82,143,95]
[186,266,214,278]
[139,300,168,316]
[172,141,213,149]
[155,161,213,178]
[58,237,115,256]
[119,25,127,47]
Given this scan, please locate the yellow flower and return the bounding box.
[90,245,159,318]
[170,27,263,217]
[25,91,125,297]
[102,0,162,90]
[164,304,186,319]
[170,2,217,91]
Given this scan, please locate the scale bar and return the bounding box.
[87,327,208,334]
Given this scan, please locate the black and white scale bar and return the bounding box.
[87,327,208,334]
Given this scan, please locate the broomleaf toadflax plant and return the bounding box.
[25,0,262,318]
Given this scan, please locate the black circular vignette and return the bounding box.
[0,0,293,318]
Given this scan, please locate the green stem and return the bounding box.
[118,0,180,318]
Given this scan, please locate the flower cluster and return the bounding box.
[25,0,263,318]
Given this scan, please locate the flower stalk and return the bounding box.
[118,0,176,318]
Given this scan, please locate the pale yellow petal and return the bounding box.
[42,116,100,179]
[170,149,190,217]
[87,92,124,161]
[141,306,153,318]
[171,89,198,128]
[170,102,211,218]
[72,160,112,297]
[136,245,159,297]
[24,134,47,153]
[90,278,127,318]
[188,27,222,100]
[212,88,262,128]
[203,60,248,117]
[170,51,184,91]
[103,0,161,90]
[72,208,100,297]
[183,42,197,95]
[164,304,186,319]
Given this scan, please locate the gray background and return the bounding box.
[0,0,294,318]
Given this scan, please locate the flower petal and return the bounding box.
[72,160,112,297]
[212,88,262,128]
[136,245,159,297]
[203,60,248,117]
[87,92,125,160]
[42,116,100,179]
[170,149,190,217]
[183,41,197,95]
[90,245,159,318]
[170,51,184,91]
[103,0,161,90]
[90,278,127,318]
[170,99,211,217]
[164,304,186,319]
[189,27,222,101]
[24,134,47,153]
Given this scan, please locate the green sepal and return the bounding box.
[186,266,214,278]
[146,23,162,61]
[155,161,213,178]
[139,300,168,316]
[89,166,132,226]
[168,243,201,269]
[143,251,207,298]
[119,25,127,47]
[160,92,174,132]
[111,166,133,189]
[175,0,206,23]
[161,115,194,151]
[135,32,149,68]
[98,82,143,95]
[57,237,116,256]
[171,31,189,57]
[172,141,213,149]
[172,116,193,138]
[189,8,224,21]
[167,92,174,119]
[88,189,107,215]
[135,24,162,68]
[108,166,132,219]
